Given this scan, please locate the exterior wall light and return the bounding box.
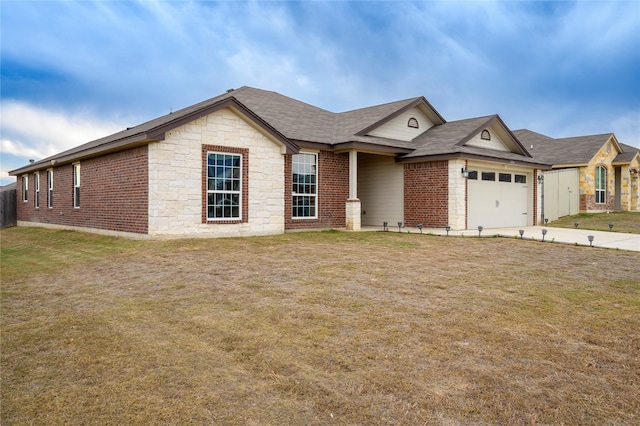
[445,225,451,236]
[519,229,524,239]
[417,224,423,234]
[588,235,594,247]
[461,167,469,178]
[478,225,483,237]
[537,174,544,184]
[541,228,547,242]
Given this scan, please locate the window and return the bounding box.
[206,152,242,220]
[73,163,80,208]
[47,170,53,208]
[467,171,478,180]
[34,173,40,208]
[595,165,606,204]
[292,153,317,218]
[481,129,491,140]
[499,173,511,183]
[407,117,419,129]
[481,172,495,181]
[22,175,28,202]
[514,174,526,184]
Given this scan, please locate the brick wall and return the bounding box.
[17,146,149,234]
[285,150,349,230]
[404,160,449,227]
[581,193,615,212]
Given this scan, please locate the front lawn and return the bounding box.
[2,228,639,424]
[548,211,640,234]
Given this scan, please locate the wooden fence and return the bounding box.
[1,186,17,229]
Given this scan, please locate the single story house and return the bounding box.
[514,130,640,221]
[10,86,559,238]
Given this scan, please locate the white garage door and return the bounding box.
[468,170,529,229]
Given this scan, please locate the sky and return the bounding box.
[1,0,639,185]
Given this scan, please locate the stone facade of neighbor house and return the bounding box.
[580,138,618,212]
[514,129,640,217]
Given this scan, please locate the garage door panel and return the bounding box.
[468,171,528,229]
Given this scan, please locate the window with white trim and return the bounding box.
[34,172,40,208]
[73,163,80,208]
[595,165,606,204]
[206,152,242,220]
[22,175,28,202]
[47,169,54,208]
[292,153,317,218]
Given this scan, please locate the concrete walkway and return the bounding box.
[372,225,640,252]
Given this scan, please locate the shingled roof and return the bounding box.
[12,86,555,175]
[400,115,548,167]
[513,129,639,166]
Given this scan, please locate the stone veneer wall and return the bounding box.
[404,160,449,227]
[579,139,617,212]
[148,108,286,237]
[17,146,149,234]
[447,159,466,229]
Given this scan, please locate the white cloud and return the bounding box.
[0,101,124,160]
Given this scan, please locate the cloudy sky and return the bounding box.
[2,0,639,185]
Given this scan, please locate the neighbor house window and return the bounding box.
[34,172,40,208]
[206,152,242,220]
[22,175,28,202]
[292,153,317,218]
[73,163,80,208]
[595,165,606,204]
[47,169,53,208]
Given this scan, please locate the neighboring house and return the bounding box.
[10,86,551,238]
[514,130,640,221]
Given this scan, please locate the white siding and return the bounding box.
[148,108,286,238]
[367,107,434,141]
[541,168,579,222]
[358,154,404,226]
[465,129,510,152]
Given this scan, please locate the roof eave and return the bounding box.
[397,152,551,169]
[9,133,152,175]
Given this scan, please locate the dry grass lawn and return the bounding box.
[1,227,639,425]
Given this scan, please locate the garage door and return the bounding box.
[467,170,528,229]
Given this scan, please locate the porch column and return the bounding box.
[346,150,361,231]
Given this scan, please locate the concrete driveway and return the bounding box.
[397,225,640,252]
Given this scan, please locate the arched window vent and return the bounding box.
[481,129,491,140]
[407,118,419,129]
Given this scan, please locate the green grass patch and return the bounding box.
[548,211,640,234]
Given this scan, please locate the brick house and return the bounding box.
[10,86,553,238]
[514,130,640,220]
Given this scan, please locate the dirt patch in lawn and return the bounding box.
[2,228,639,424]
